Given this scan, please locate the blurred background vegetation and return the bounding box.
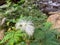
[0,0,60,45]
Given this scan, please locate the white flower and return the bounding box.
[15,19,35,36]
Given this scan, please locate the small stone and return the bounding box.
[0,29,5,40]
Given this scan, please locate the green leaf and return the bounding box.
[42,22,52,31]
[34,29,45,40]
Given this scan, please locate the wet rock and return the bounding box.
[34,0,60,14]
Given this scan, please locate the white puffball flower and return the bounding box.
[15,20,35,36]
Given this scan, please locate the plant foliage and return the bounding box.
[0,28,27,45]
[31,22,59,45]
[0,0,60,45]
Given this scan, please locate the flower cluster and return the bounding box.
[15,19,35,36]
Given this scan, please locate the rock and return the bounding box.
[47,12,60,32]
[48,11,60,14]
[34,0,60,14]
[0,29,5,40]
